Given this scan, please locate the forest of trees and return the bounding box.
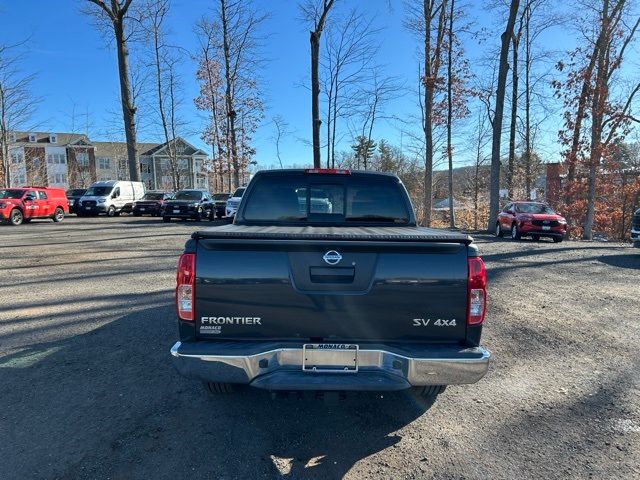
[0,0,638,239]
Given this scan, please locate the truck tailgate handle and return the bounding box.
[309,267,355,284]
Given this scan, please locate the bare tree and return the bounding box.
[194,18,227,192]
[583,0,639,239]
[446,0,456,227]
[321,8,379,168]
[85,0,141,182]
[271,116,290,169]
[0,42,38,187]
[144,0,190,190]
[488,0,520,232]
[353,70,402,170]
[406,0,449,226]
[301,0,336,168]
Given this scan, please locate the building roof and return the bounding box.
[10,132,207,158]
[92,141,160,158]
[10,131,92,146]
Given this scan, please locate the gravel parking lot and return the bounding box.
[1,216,639,479]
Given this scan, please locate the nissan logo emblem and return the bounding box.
[323,250,342,265]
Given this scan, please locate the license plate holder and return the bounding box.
[302,344,358,373]
[542,226,551,231]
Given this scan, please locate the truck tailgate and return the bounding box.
[193,228,470,343]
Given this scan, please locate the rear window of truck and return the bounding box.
[242,174,410,224]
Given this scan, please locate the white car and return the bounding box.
[225,187,246,219]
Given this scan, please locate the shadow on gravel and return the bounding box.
[1,305,432,480]
[598,253,640,269]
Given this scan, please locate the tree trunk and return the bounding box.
[446,0,456,228]
[311,31,322,168]
[220,0,239,188]
[422,0,434,227]
[309,0,334,169]
[488,0,520,232]
[508,27,519,200]
[524,2,532,201]
[114,20,139,182]
[583,0,610,240]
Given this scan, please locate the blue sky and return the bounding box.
[1,0,636,169]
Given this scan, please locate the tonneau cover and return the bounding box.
[192,224,473,244]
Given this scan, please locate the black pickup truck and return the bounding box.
[170,169,490,402]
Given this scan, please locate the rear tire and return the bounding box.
[511,224,521,240]
[532,235,540,241]
[163,216,171,223]
[9,208,23,226]
[107,205,116,217]
[553,236,563,243]
[495,223,503,238]
[412,385,446,407]
[52,207,65,223]
[205,382,235,394]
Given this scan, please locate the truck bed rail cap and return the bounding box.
[192,225,473,244]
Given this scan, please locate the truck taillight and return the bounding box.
[467,257,487,325]
[176,253,195,321]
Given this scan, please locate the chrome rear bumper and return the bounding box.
[170,341,490,391]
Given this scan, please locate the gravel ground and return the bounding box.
[1,215,639,479]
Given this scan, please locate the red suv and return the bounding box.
[495,201,567,243]
[0,186,69,226]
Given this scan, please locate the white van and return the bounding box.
[78,181,145,216]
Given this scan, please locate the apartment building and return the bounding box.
[5,132,209,191]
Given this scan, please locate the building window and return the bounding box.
[99,157,111,169]
[13,173,26,185]
[77,152,89,167]
[9,133,16,142]
[47,153,67,164]
[140,163,151,174]
[48,173,68,184]
[11,152,23,164]
[28,133,37,143]
[32,158,41,169]
[178,158,188,169]
[49,134,57,144]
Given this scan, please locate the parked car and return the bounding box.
[225,187,246,219]
[496,201,567,242]
[213,193,230,219]
[162,189,215,222]
[65,188,86,215]
[78,181,145,217]
[0,186,69,226]
[170,169,490,403]
[631,208,640,247]
[132,191,173,217]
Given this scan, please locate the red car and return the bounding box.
[0,186,69,226]
[495,201,567,243]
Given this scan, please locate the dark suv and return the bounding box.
[162,189,214,222]
[132,191,173,217]
[66,188,86,215]
[213,193,230,219]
